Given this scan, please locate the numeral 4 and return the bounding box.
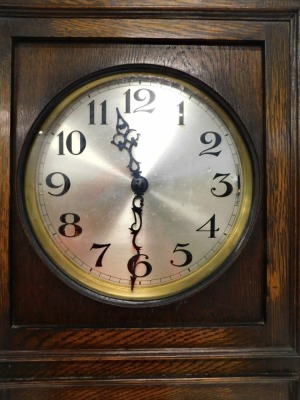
[196,214,219,238]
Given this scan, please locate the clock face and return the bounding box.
[19,66,257,306]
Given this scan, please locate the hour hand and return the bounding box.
[112,108,149,196]
[111,108,141,177]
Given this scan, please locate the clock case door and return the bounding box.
[0,3,299,399]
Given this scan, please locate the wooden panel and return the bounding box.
[0,377,296,400]
[12,41,264,328]
[0,9,296,345]
[0,9,296,351]
[0,3,299,400]
[0,0,299,11]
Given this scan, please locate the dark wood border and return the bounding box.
[0,3,299,395]
[0,375,298,400]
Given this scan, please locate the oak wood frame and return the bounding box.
[0,1,299,398]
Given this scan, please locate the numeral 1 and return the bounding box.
[124,89,131,114]
[178,101,184,125]
[88,100,95,124]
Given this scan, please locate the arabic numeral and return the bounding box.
[211,173,233,197]
[46,172,70,196]
[199,131,222,156]
[88,100,95,124]
[124,89,131,113]
[170,243,193,267]
[124,88,155,113]
[178,101,184,125]
[88,100,107,125]
[90,243,111,267]
[57,131,86,155]
[58,213,82,237]
[196,214,219,238]
[128,254,152,290]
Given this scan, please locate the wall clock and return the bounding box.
[17,64,258,307]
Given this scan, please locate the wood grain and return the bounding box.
[0,2,299,398]
[5,18,266,41]
[0,35,11,349]
[0,377,296,400]
[0,0,299,11]
[11,41,264,330]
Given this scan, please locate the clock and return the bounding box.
[17,65,258,307]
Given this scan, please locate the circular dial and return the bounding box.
[19,67,256,306]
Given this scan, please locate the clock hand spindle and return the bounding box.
[111,108,152,290]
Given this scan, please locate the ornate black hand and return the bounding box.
[111,108,152,290]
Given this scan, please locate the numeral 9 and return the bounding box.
[46,172,71,196]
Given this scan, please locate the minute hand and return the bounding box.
[111,108,151,290]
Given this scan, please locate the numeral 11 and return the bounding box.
[88,100,107,125]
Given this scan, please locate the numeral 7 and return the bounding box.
[90,243,111,267]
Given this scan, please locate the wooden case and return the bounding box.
[0,1,299,399]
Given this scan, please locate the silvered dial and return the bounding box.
[20,68,255,306]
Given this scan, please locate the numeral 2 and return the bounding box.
[199,131,222,156]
